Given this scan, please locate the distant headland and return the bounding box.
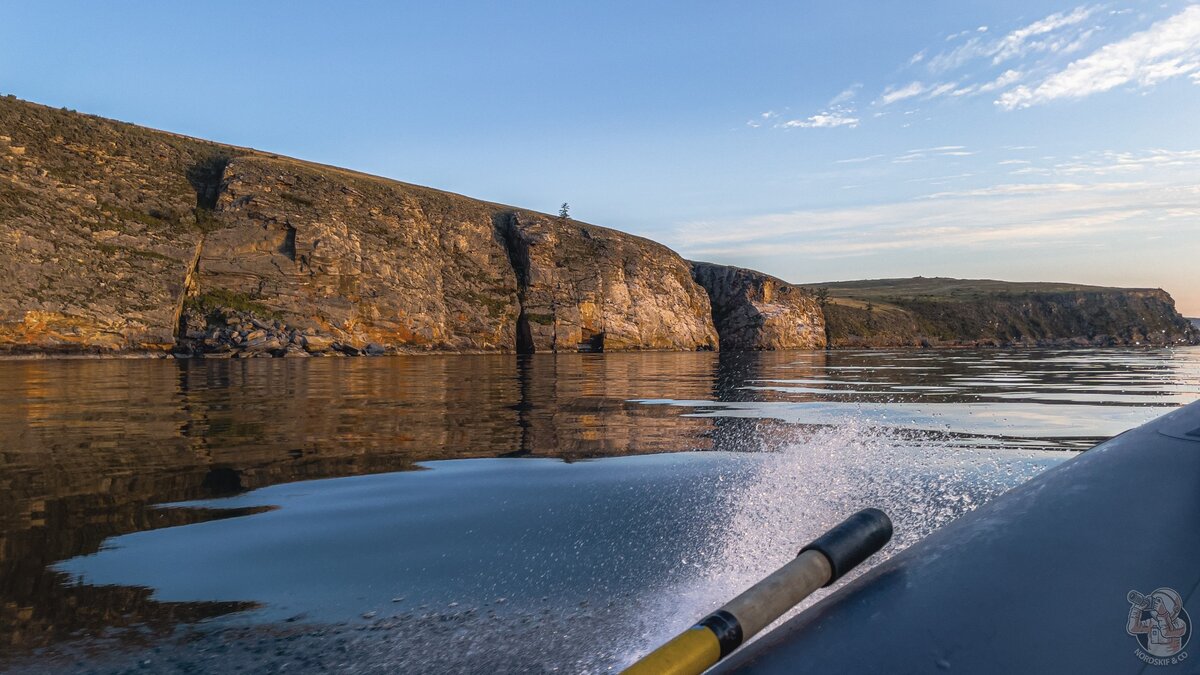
[1,97,1195,357]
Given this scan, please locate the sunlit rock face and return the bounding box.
[821,285,1200,348]
[690,262,826,351]
[191,155,522,353]
[0,97,721,355]
[2,96,1194,355]
[0,99,216,353]
[503,213,718,353]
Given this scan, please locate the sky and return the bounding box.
[2,1,1198,314]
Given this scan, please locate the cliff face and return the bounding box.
[822,282,1199,348]
[2,98,1195,355]
[0,99,225,352]
[183,155,521,353]
[503,213,717,352]
[690,262,825,350]
[0,97,718,355]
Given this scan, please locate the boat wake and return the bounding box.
[615,417,1062,670]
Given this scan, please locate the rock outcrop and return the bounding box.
[503,213,717,352]
[179,154,522,354]
[1,97,1195,355]
[0,97,718,355]
[0,99,225,353]
[690,262,825,350]
[820,279,1199,348]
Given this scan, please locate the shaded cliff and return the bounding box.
[690,262,825,350]
[0,97,716,355]
[818,278,1199,348]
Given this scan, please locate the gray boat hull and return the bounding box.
[716,400,1200,674]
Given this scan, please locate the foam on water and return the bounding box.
[614,418,1064,671]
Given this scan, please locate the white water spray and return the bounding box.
[620,417,1062,668]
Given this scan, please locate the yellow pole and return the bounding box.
[622,508,891,675]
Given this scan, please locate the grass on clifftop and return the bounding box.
[810,277,1137,303]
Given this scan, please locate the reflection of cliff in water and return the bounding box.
[1,353,795,657]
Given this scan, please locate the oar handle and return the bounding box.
[622,508,892,675]
[799,507,894,586]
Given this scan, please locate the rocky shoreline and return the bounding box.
[1,96,1196,358]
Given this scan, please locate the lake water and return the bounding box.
[3,348,1199,673]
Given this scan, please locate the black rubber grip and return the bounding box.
[696,609,744,657]
[799,508,892,586]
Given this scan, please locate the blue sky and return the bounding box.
[3,1,1198,313]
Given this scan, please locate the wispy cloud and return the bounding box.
[952,69,1022,96]
[881,145,973,164]
[996,5,1200,109]
[835,154,885,164]
[746,5,1200,135]
[672,178,1196,259]
[990,6,1096,64]
[925,6,1098,74]
[745,110,779,128]
[828,84,861,106]
[1041,148,1200,175]
[877,81,927,105]
[779,111,860,129]
[751,87,862,131]
[924,82,959,99]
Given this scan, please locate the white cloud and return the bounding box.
[779,111,860,129]
[829,84,862,105]
[996,5,1200,109]
[877,81,927,105]
[1049,148,1200,175]
[981,68,1023,91]
[922,181,1144,199]
[835,154,885,164]
[926,6,1098,73]
[955,69,1024,96]
[924,82,959,99]
[672,179,1195,259]
[991,6,1097,64]
[927,37,987,72]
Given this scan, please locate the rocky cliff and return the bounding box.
[819,278,1199,348]
[690,262,825,350]
[503,213,716,352]
[0,97,717,356]
[1,97,1195,355]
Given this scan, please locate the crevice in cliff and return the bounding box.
[689,262,729,351]
[280,224,297,261]
[495,211,535,354]
[186,154,230,210]
[173,235,205,343]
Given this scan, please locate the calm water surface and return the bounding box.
[2,349,1199,673]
